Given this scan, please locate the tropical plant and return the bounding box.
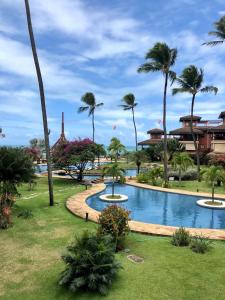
[24,0,54,206]
[171,227,191,247]
[102,163,125,196]
[130,150,148,174]
[203,15,225,46]
[190,235,213,254]
[148,167,163,186]
[59,231,121,295]
[154,138,185,161]
[203,166,224,203]
[108,137,125,162]
[78,92,104,143]
[94,144,106,167]
[172,65,218,181]
[138,42,177,187]
[120,93,138,150]
[171,152,194,184]
[0,147,35,228]
[98,205,130,250]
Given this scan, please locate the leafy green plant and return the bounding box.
[171,227,191,247]
[17,209,33,219]
[59,231,121,295]
[190,235,213,254]
[98,205,130,250]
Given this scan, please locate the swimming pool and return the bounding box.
[86,183,225,229]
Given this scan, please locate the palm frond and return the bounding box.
[96,102,104,107]
[122,93,135,106]
[88,106,95,116]
[137,62,162,73]
[119,104,131,110]
[78,106,89,113]
[169,48,178,66]
[202,40,224,46]
[172,87,190,96]
[200,85,218,95]
[81,92,95,106]
[168,70,176,85]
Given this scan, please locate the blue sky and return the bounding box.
[0,0,225,146]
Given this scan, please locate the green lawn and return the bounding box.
[1,177,225,300]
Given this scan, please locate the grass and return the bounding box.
[169,180,225,194]
[1,177,225,299]
[106,195,122,199]
[204,201,223,205]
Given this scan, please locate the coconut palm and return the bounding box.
[108,137,125,162]
[171,152,194,185]
[130,150,148,175]
[172,65,218,181]
[120,94,138,151]
[204,166,224,203]
[24,0,54,206]
[203,15,225,46]
[138,42,177,187]
[102,163,125,196]
[78,93,104,143]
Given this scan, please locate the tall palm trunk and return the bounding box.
[112,176,115,196]
[92,112,95,143]
[132,107,138,151]
[162,72,168,187]
[24,0,54,206]
[190,94,200,182]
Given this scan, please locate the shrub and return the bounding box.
[168,169,198,181]
[137,172,149,183]
[17,209,33,219]
[171,227,191,247]
[190,235,212,254]
[59,231,121,295]
[98,205,130,250]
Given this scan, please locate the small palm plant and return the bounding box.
[78,92,104,143]
[130,150,148,175]
[120,93,138,151]
[171,152,194,185]
[203,166,224,203]
[172,65,218,181]
[138,42,177,187]
[103,163,125,197]
[203,15,225,46]
[108,137,125,162]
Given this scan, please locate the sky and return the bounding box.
[0,0,225,147]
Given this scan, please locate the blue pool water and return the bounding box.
[86,184,225,229]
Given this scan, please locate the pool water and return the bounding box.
[86,184,225,229]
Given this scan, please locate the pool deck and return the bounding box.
[66,180,225,240]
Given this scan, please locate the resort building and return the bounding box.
[138,111,225,153]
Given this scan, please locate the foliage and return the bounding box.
[144,145,161,161]
[130,150,148,174]
[190,235,213,254]
[203,166,225,201]
[0,147,35,228]
[94,144,106,166]
[52,139,97,181]
[24,147,40,162]
[108,137,125,162]
[171,227,191,247]
[59,231,121,295]
[203,15,225,46]
[207,153,225,168]
[102,163,125,196]
[120,93,138,150]
[171,152,194,183]
[137,172,150,183]
[17,209,33,219]
[137,167,163,185]
[154,139,185,161]
[168,169,198,181]
[98,205,130,250]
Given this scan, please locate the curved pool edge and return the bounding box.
[66,182,225,240]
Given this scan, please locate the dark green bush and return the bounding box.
[17,209,33,219]
[171,227,191,247]
[190,235,212,254]
[59,231,121,295]
[168,169,198,181]
[98,205,130,250]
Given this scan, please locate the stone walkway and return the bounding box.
[66,182,225,240]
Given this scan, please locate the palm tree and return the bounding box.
[102,163,125,196]
[131,150,147,175]
[204,166,224,203]
[120,94,138,151]
[172,65,218,181]
[138,42,177,187]
[108,137,125,162]
[24,0,54,206]
[78,93,104,143]
[94,144,106,167]
[203,15,225,46]
[171,152,194,185]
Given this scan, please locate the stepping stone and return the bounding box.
[127,254,144,263]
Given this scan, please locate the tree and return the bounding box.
[102,164,125,196]
[29,138,45,159]
[171,152,194,184]
[108,137,125,162]
[120,93,138,151]
[52,138,96,181]
[203,15,225,46]
[172,65,218,181]
[24,147,40,162]
[78,93,104,143]
[130,150,148,174]
[24,0,54,206]
[203,166,224,203]
[0,147,35,228]
[94,144,106,167]
[154,138,185,161]
[138,42,177,187]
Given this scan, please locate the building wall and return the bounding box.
[198,133,212,150]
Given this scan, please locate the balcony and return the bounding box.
[180,141,199,151]
[211,140,225,153]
